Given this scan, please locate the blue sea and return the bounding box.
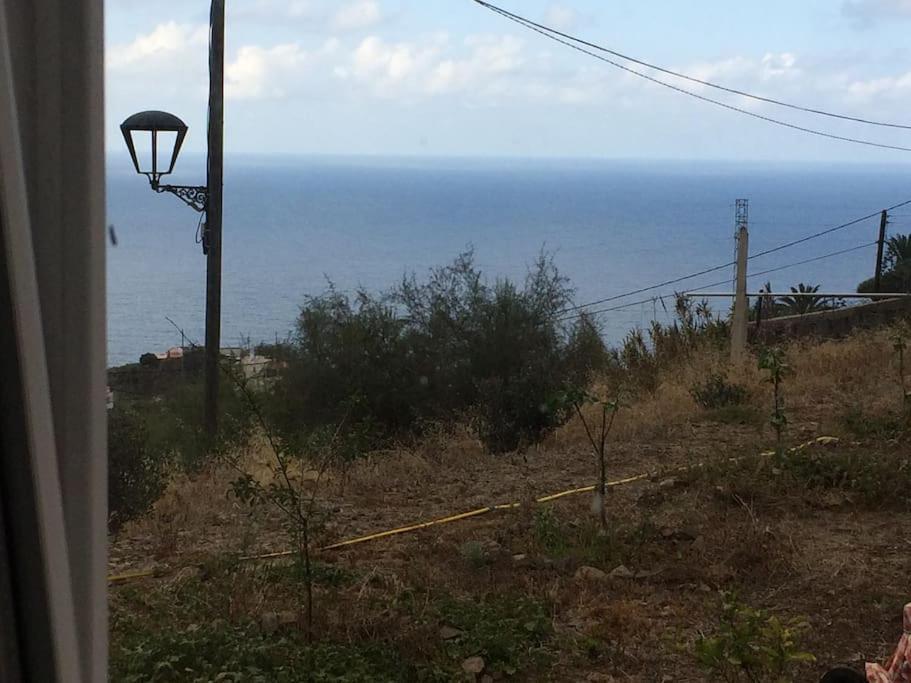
[106,156,911,367]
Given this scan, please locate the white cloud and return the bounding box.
[336,32,625,104]
[842,0,911,25]
[845,70,911,101]
[106,16,911,145]
[428,35,525,94]
[543,3,578,32]
[107,22,208,70]
[340,34,445,95]
[337,33,533,99]
[679,53,800,87]
[235,0,318,21]
[226,44,310,100]
[332,0,383,31]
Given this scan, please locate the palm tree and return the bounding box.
[885,234,911,271]
[886,235,911,291]
[857,233,911,294]
[777,283,828,316]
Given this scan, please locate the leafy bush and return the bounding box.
[613,296,728,392]
[840,407,905,440]
[703,404,763,426]
[690,373,748,410]
[108,408,167,531]
[435,596,552,676]
[265,250,608,453]
[781,445,911,507]
[858,233,911,294]
[694,594,815,682]
[532,507,567,557]
[759,348,790,456]
[139,373,253,472]
[112,622,413,683]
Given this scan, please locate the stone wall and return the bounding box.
[750,296,911,344]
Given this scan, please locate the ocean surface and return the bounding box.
[107,156,911,367]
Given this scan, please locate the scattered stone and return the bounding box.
[821,490,851,508]
[574,566,608,582]
[634,567,663,579]
[660,526,696,541]
[657,477,678,490]
[174,565,200,581]
[462,656,485,675]
[481,539,503,553]
[440,625,463,640]
[609,564,635,579]
[277,611,297,627]
[260,611,279,634]
[512,553,527,563]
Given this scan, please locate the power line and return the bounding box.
[558,241,877,324]
[474,0,911,131]
[748,198,911,260]
[558,199,911,318]
[557,259,737,316]
[473,1,911,153]
[556,295,670,322]
[691,241,878,292]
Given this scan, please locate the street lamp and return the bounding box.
[119,0,225,440]
[120,110,208,215]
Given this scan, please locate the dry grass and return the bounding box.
[110,323,911,681]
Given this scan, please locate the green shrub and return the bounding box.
[693,444,911,511]
[690,373,748,410]
[108,408,167,531]
[840,407,905,440]
[139,373,253,472]
[694,594,815,682]
[265,250,608,454]
[435,596,552,676]
[532,507,566,557]
[703,404,763,426]
[111,622,412,683]
[613,297,729,392]
[459,541,493,570]
[781,446,911,507]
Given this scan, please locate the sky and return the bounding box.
[105,0,911,162]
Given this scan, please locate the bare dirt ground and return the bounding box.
[110,327,911,681]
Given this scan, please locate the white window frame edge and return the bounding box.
[0,1,86,680]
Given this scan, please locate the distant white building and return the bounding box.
[154,346,184,361]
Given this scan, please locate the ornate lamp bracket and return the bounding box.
[153,183,208,213]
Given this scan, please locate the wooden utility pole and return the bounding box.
[731,199,750,362]
[874,209,888,293]
[204,0,225,439]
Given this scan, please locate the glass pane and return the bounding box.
[105,2,911,682]
[128,129,152,174]
[155,131,178,174]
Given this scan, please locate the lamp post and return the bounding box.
[120,0,225,440]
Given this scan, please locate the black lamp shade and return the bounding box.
[120,110,188,181]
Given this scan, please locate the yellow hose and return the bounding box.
[108,436,837,584]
